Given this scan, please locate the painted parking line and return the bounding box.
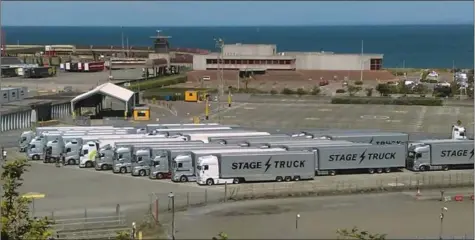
[29,162,224,191]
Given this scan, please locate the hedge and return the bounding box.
[331,97,443,106]
[128,75,187,90]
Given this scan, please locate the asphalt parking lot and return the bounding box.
[171,189,474,239]
[211,102,474,135]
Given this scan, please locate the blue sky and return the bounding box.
[2,1,473,26]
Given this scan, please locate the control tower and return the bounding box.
[148,30,172,66]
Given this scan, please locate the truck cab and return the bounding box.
[196,155,231,185]
[113,146,133,173]
[63,140,81,165]
[131,148,153,176]
[149,152,169,179]
[79,141,99,168]
[19,131,35,152]
[171,154,196,182]
[27,137,46,160]
[407,144,432,171]
[451,125,467,140]
[94,145,115,170]
[43,138,64,163]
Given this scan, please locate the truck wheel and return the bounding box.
[68,159,75,165]
[293,176,301,181]
[284,176,292,182]
[419,165,428,172]
[376,168,383,174]
[120,167,127,173]
[156,173,164,179]
[33,155,40,160]
[276,176,283,182]
[180,176,188,182]
[233,178,240,184]
[85,161,93,168]
[329,170,336,176]
[368,168,375,174]
[442,165,449,171]
[139,170,146,176]
[101,164,108,170]
[206,178,214,186]
[384,168,391,173]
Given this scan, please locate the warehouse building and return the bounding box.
[192,43,384,71]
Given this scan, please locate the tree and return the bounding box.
[347,85,362,97]
[337,227,386,240]
[1,159,54,240]
[375,84,391,96]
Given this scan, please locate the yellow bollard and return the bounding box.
[205,99,209,120]
[138,231,142,240]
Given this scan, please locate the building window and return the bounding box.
[206,59,218,64]
[2,93,6,99]
[138,111,147,117]
[224,59,230,64]
[266,60,272,64]
[272,60,278,64]
[248,60,254,64]
[236,60,242,64]
[370,58,383,70]
[230,60,236,64]
[278,60,285,65]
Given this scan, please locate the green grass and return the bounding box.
[127,74,187,91]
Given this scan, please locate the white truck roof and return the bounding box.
[190,148,285,155]
[187,132,270,143]
[98,138,185,146]
[156,127,232,132]
[147,123,220,127]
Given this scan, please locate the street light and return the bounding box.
[439,206,448,240]
[168,192,176,240]
[295,213,301,230]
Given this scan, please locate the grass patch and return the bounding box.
[331,96,443,106]
[127,75,187,91]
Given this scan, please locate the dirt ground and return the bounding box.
[169,189,474,239]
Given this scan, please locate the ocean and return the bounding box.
[2,25,474,68]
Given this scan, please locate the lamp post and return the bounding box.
[439,206,448,240]
[295,213,300,230]
[214,38,224,123]
[168,192,176,240]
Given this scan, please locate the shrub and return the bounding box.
[281,88,295,95]
[365,88,373,97]
[347,85,362,96]
[269,89,278,95]
[335,88,346,94]
[296,88,307,96]
[330,97,443,106]
[354,80,363,86]
[375,83,391,96]
[128,76,187,90]
[310,86,321,95]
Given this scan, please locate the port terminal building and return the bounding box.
[190,43,394,82]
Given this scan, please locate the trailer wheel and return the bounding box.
[156,173,164,179]
[68,159,76,165]
[276,176,283,182]
[442,165,449,171]
[293,176,301,181]
[233,178,240,184]
[180,176,188,182]
[384,168,391,173]
[284,176,292,182]
[376,168,383,174]
[120,167,127,174]
[419,165,428,172]
[368,168,375,174]
[206,178,214,186]
[139,170,146,176]
[85,161,93,168]
[329,170,336,176]
[33,155,40,160]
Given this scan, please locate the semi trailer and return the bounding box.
[316,132,409,145]
[183,132,271,143]
[407,139,474,171]
[208,134,292,145]
[171,148,286,182]
[196,151,316,185]
[239,138,334,148]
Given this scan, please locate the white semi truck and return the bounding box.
[407,139,474,171]
[208,134,294,145]
[196,151,316,185]
[182,132,271,143]
[171,148,286,183]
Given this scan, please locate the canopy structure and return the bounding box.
[70,82,135,118]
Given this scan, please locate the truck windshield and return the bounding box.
[407,151,415,158]
[20,137,26,143]
[29,144,35,149]
[66,148,71,153]
[197,165,201,170]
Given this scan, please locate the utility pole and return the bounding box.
[126,37,129,57]
[214,38,224,123]
[121,26,124,52]
[360,40,364,82]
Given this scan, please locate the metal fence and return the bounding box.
[149,171,474,221]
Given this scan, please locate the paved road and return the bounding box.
[170,189,474,239]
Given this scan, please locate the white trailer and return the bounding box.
[184,132,271,143]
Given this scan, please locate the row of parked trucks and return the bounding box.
[19,123,473,186]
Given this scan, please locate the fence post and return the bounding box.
[50,211,55,221]
[395,177,398,189]
[116,204,121,216]
[205,189,208,204]
[224,182,228,202]
[154,198,159,224]
[84,208,87,229]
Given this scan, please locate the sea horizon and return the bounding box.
[2,25,474,68]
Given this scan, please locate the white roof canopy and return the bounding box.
[71,82,134,105]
